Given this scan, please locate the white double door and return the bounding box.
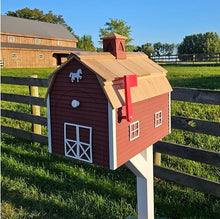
[64,122,92,163]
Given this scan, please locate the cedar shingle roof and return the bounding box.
[72,51,167,81]
[1,15,77,41]
[47,51,172,108]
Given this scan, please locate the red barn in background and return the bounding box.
[46,33,172,170]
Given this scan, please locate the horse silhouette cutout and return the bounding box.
[69,69,82,83]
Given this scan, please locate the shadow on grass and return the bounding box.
[1,134,137,218]
[154,179,220,218]
[1,137,135,199]
[1,135,220,218]
[1,186,85,219]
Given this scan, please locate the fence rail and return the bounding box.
[1,75,48,87]
[154,165,220,197]
[1,75,220,197]
[172,87,220,105]
[1,109,47,125]
[151,53,220,64]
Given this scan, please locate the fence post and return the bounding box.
[193,54,196,63]
[154,152,161,166]
[29,75,41,135]
[217,54,220,63]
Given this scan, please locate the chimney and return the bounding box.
[102,33,127,59]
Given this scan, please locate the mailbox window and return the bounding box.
[155,111,162,127]
[130,121,140,141]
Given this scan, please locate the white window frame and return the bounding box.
[58,41,62,46]
[129,121,140,141]
[12,53,18,59]
[35,38,41,44]
[155,110,163,128]
[64,122,93,163]
[8,36,15,42]
[39,54,44,59]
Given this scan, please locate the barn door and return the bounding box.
[64,122,92,163]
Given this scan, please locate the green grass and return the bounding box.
[1,67,56,78]
[2,135,219,218]
[165,65,220,89]
[1,66,220,218]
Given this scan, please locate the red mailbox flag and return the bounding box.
[124,75,138,122]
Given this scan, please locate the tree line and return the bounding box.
[6,8,220,55]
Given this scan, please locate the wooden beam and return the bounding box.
[1,125,48,144]
[1,76,49,87]
[1,109,47,126]
[1,93,46,107]
[154,141,220,167]
[172,116,220,136]
[172,87,220,105]
[154,165,220,198]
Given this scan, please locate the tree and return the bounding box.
[77,35,96,52]
[178,32,220,55]
[203,32,220,54]
[153,42,163,56]
[153,42,175,56]
[99,18,133,50]
[6,7,73,32]
[162,43,175,55]
[135,43,153,57]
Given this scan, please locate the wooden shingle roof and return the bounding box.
[72,51,167,81]
[47,51,172,108]
[1,15,77,41]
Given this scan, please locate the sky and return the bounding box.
[1,0,220,47]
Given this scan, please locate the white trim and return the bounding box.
[169,92,171,133]
[108,102,117,170]
[64,122,93,163]
[129,121,140,141]
[47,95,52,153]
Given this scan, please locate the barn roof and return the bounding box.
[1,42,82,52]
[72,51,167,81]
[1,15,77,41]
[47,51,172,108]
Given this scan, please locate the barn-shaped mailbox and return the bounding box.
[46,33,172,170]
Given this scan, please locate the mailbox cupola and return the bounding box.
[102,33,127,59]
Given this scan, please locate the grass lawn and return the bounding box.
[1,66,220,218]
[165,65,220,90]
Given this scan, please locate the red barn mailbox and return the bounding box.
[46,33,172,218]
[46,33,172,170]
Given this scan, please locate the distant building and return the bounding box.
[1,15,80,68]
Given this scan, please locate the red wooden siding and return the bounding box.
[49,59,110,168]
[116,93,169,168]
